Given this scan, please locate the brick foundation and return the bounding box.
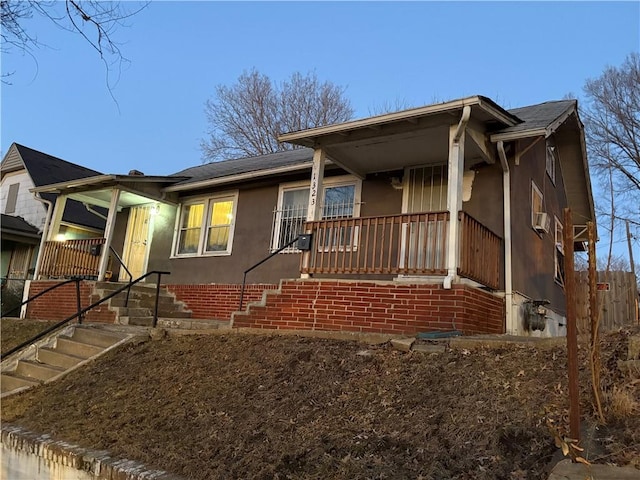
[25,281,116,323]
[233,280,505,335]
[166,284,277,320]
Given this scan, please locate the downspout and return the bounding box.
[32,194,54,280]
[444,105,471,289]
[497,141,514,334]
[84,202,108,221]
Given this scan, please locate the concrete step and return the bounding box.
[120,316,155,327]
[37,347,86,369]
[14,360,65,381]
[71,327,126,348]
[111,307,152,318]
[157,318,229,330]
[55,337,105,358]
[1,373,39,394]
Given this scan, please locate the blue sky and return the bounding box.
[1,1,639,260]
[2,1,638,176]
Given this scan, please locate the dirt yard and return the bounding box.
[2,324,639,480]
[1,318,58,353]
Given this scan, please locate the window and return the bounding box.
[554,216,565,286]
[271,176,361,252]
[4,183,19,214]
[405,165,448,213]
[174,193,237,256]
[531,181,543,229]
[546,143,557,185]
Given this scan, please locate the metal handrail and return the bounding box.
[108,246,134,306]
[1,277,82,318]
[1,271,171,359]
[238,236,301,312]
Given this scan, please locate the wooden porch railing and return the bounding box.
[38,238,106,279]
[301,212,450,275]
[458,212,502,290]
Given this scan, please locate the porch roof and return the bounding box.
[30,174,188,210]
[1,214,41,243]
[278,96,521,176]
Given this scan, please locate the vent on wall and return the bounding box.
[533,212,551,234]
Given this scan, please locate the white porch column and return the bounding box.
[46,195,68,240]
[306,148,326,222]
[97,188,121,281]
[301,148,326,278]
[444,107,470,288]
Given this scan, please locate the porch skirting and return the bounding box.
[232,279,505,336]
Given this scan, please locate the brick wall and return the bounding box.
[167,284,277,320]
[25,281,116,323]
[233,280,505,335]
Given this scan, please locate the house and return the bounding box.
[1,144,107,309]
[23,96,595,337]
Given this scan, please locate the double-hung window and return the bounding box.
[174,193,237,256]
[271,176,361,252]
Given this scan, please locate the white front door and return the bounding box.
[120,205,154,281]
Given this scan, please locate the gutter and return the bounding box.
[31,194,53,280]
[497,141,514,334]
[83,203,108,221]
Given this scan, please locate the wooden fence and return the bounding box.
[575,270,639,333]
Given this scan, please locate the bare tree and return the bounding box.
[582,53,640,222]
[201,70,354,162]
[1,0,147,87]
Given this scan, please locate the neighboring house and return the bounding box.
[0,143,107,287]
[26,96,595,337]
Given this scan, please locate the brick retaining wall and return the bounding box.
[25,281,115,323]
[233,280,505,335]
[166,283,277,320]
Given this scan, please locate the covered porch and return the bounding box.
[279,96,519,291]
[31,174,184,281]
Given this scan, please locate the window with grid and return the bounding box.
[531,181,543,229]
[271,178,359,252]
[174,193,237,256]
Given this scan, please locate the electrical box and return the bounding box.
[297,234,312,251]
[90,244,102,256]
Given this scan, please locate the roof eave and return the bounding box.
[163,162,316,193]
[278,96,521,146]
[489,128,547,143]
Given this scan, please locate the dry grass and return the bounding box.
[1,318,59,353]
[1,322,639,479]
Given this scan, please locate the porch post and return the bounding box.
[444,107,470,288]
[97,188,121,281]
[46,194,68,240]
[301,148,326,278]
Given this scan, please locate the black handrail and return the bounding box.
[238,236,301,312]
[1,277,82,318]
[109,246,133,306]
[1,271,171,359]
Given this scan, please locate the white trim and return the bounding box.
[278,96,518,146]
[531,181,543,230]
[170,190,239,258]
[163,162,319,192]
[272,175,362,252]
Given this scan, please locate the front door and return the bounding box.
[120,205,154,281]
